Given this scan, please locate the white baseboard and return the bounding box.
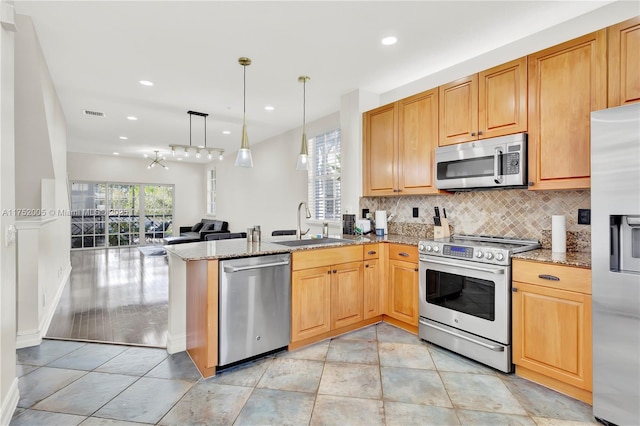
[0,378,19,426]
[15,262,71,349]
[40,262,71,337]
[166,332,186,354]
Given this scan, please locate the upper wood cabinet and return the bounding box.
[608,16,640,107]
[527,30,607,190]
[363,89,439,196]
[439,57,527,146]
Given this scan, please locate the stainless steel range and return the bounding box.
[418,235,540,372]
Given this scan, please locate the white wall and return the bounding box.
[215,112,339,236]
[0,1,18,423]
[13,13,71,350]
[67,152,207,230]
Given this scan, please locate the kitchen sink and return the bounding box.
[272,237,346,247]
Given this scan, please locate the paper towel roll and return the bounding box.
[552,215,566,253]
[375,210,388,235]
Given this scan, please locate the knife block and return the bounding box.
[434,218,450,239]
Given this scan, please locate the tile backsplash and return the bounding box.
[360,189,591,252]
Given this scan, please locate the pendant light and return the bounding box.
[296,76,311,171]
[235,57,253,167]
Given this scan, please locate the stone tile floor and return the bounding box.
[12,323,598,425]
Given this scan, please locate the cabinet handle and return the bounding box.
[399,252,410,257]
[471,132,476,136]
[414,268,419,272]
[528,182,534,186]
[512,287,518,292]
[327,270,331,275]
[367,250,377,255]
[333,269,337,274]
[365,264,369,268]
[538,274,560,281]
[478,130,483,136]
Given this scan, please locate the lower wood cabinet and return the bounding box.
[512,259,592,404]
[363,243,385,319]
[186,259,218,378]
[386,244,419,330]
[291,266,332,342]
[291,246,366,345]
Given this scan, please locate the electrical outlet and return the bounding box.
[412,207,419,218]
[362,208,370,219]
[578,209,591,225]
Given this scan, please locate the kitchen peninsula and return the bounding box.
[165,234,420,378]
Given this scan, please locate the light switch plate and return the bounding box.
[578,209,591,225]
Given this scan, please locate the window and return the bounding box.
[308,129,341,220]
[206,168,216,216]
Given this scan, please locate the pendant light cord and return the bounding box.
[302,79,306,132]
[243,64,247,117]
[189,113,192,147]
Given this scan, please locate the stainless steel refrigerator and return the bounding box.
[591,103,640,425]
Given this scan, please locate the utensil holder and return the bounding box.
[434,218,450,239]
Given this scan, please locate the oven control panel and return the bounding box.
[443,245,474,258]
[418,242,509,265]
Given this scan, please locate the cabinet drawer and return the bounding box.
[512,259,591,294]
[292,245,363,271]
[389,244,418,263]
[364,244,380,260]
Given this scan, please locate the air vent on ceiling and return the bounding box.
[82,109,105,117]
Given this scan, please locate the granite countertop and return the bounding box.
[512,249,591,269]
[165,233,421,261]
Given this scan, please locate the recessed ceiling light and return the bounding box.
[264,105,275,111]
[143,154,148,158]
[177,158,183,161]
[119,136,128,140]
[127,116,138,121]
[139,80,154,86]
[222,130,231,135]
[381,36,397,46]
[113,152,119,155]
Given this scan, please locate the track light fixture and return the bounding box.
[169,110,224,161]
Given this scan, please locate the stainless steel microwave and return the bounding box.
[435,133,527,190]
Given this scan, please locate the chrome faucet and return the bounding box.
[296,201,311,240]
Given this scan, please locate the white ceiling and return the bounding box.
[15,1,620,164]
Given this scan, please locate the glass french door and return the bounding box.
[70,182,173,249]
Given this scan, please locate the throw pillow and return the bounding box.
[191,222,204,232]
[201,222,216,232]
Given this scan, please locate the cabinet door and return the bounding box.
[528,30,606,190]
[331,261,364,329]
[387,259,419,326]
[363,258,382,319]
[363,103,397,196]
[608,16,640,107]
[397,89,439,194]
[439,75,478,146]
[291,266,332,342]
[513,281,592,391]
[479,57,527,139]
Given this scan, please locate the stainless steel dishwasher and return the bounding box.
[218,253,291,366]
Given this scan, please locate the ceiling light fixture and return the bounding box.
[296,75,311,171]
[223,130,231,135]
[264,105,275,111]
[139,80,154,86]
[119,136,128,140]
[113,152,119,156]
[235,57,253,167]
[147,150,168,170]
[127,116,138,121]
[168,110,225,161]
[381,36,397,46]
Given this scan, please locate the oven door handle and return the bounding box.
[419,257,505,274]
[419,319,505,352]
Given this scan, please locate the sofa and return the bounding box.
[164,219,229,245]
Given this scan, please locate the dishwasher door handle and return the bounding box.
[224,260,290,273]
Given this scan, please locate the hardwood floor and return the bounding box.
[46,247,168,347]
